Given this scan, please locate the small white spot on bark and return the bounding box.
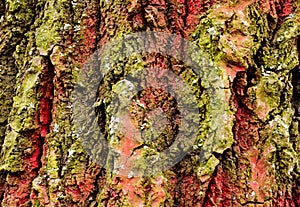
[277,35,284,42]
[128,171,135,178]
[53,123,59,132]
[74,25,81,32]
[63,23,72,30]
[28,102,35,109]
[207,27,217,35]
[68,149,75,157]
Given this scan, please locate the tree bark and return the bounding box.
[0,0,299,206]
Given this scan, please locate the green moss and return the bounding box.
[6,0,34,25]
[0,130,24,172]
[35,11,60,55]
[34,0,78,55]
[32,200,45,207]
[9,57,43,133]
[197,155,220,182]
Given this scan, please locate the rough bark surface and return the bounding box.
[0,0,299,206]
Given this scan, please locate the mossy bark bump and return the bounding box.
[0,0,299,206]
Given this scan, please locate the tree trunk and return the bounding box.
[0,0,299,206]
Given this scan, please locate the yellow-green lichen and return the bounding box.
[35,1,61,55]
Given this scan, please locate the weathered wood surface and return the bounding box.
[0,0,299,206]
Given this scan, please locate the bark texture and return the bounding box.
[0,0,299,206]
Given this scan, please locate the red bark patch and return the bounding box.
[38,60,54,138]
[76,7,98,65]
[178,175,203,205]
[202,166,234,206]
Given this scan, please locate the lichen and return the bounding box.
[35,1,61,55]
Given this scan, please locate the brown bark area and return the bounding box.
[0,0,299,206]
